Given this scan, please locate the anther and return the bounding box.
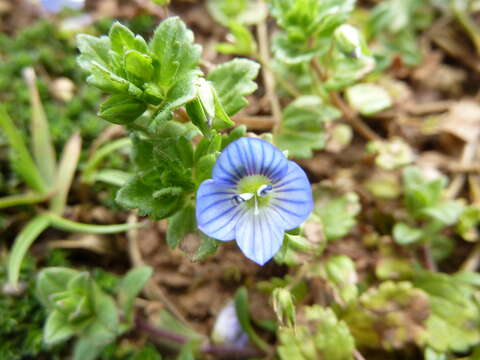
[257,184,273,197]
[232,193,254,204]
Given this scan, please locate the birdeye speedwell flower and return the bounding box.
[196,137,313,265]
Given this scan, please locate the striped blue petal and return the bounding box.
[270,161,313,230]
[212,138,289,183]
[196,179,244,241]
[235,208,285,265]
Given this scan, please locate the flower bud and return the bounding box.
[212,301,248,346]
[334,24,363,59]
[272,287,296,328]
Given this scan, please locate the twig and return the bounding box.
[353,349,367,360]
[126,213,190,327]
[309,58,382,142]
[256,21,282,134]
[234,115,275,131]
[419,244,437,272]
[135,315,264,359]
[329,92,382,142]
[460,241,480,272]
[446,132,480,199]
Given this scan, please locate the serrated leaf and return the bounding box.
[315,192,360,241]
[117,266,153,323]
[343,281,429,350]
[414,271,480,353]
[73,338,105,360]
[77,34,111,71]
[278,305,355,360]
[195,153,217,184]
[150,17,202,89]
[207,0,267,26]
[275,96,341,158]
[116,176,185,220]
[109,22,148,54]
[167,202,196,248]
[124,50,154,85]
[99,95,147,124]
[207,58,260,116]
[83,288,119,345]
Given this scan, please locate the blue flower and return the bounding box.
[41,0,84,13]
[196,137,313,265]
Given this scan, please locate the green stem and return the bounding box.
[46,212,143,234]
[0,192,50,210]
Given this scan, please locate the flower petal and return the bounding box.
[196,179,244,241]
[212,138,288,183]
[270,161,313,230]
[235,208,285,265]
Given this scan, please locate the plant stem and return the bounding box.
[419,244,437,272]
[309,57,381,142]
[135,315,264,359]
[256,21,282,135]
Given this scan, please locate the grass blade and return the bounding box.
[91,169,131,187]
[81,137,131,184]
[0,106,48,194]
[24,67,57,186]
[0,192,50,210]
[8,214,50,286]
[49,132,82,214]
[46,212,143,234]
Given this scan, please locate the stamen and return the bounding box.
[232,192,254,204]
[254,196,259,215]
[257,184,273,197]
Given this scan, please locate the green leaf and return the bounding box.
[343,281,429,349]
[83,289,119,345]
[116,176,185,220]
[315,192,360,241]
[207,58,260,116]
[195,153,217,184]
[194,234,219,260]
[324,255,358,303]
[77,34,111,71]
[8,215,50,286]
[0,106,47,194]
[49,132,82,214]
[421,201,465,226]
[91,169,131,187]
[73,338,104,360]
[346,83,392,116]
[177,342,196,360]
[275,96,341,158]
[109,22,148,54]
[167,202,196,248]
[150,17,202,89]
[402,166,446,217]
[43,310,75,345]
[278,305,355,360]
[117,266,153,323]
[36,267,79,308]
[456,205,480,242]
[25,68,57,187]
[124,50,154,85]
[207,0,267,26]
[393,222,424,245]
[216,21,257,56]
[99,95,147,124]
[414,271,480,353]
[234,287,269,352]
